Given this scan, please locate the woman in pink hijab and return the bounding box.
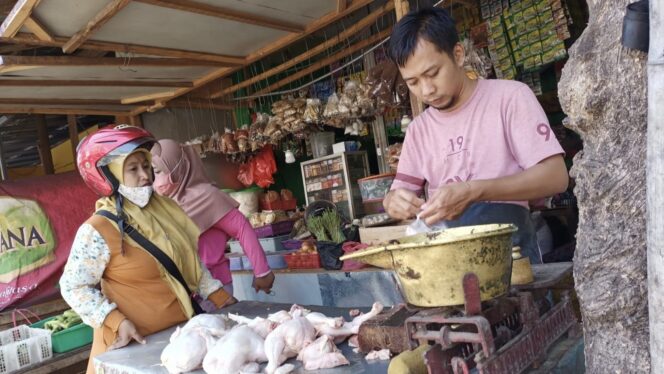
[151,139,274,295]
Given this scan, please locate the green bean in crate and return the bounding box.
[43,309,82,333]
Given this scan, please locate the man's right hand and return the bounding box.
[383,189,424,220]
[108,319,145,351]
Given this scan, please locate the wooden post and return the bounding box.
[394,0,424,117]
[649,0,664,370]
[364,42,390,174]
[67,114,78,169]
[129,115,143,128]
[36,115,54,175]
[0,135,8,181]
[115,115,130,124]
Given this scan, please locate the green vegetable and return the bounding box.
[307,216,329,241]
[43,309,82,332]
[321,210,345,244]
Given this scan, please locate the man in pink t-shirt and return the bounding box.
[384,7,569,263]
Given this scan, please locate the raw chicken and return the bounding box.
[304,312,345,329]
[267,310,293,324]
[348,335,359,348]
[296,335,350,370]
[365,348,391,361]
[181,313,228,336]
[228,314,278,338]
[264,317,317,374]
[161,326,216,374]
[316,303,384,343]
[202,325,267,374]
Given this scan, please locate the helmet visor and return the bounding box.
[97,138,154,167]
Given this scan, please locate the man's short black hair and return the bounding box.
[389,7,459,67]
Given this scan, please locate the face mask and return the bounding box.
[153,173,179,197]
[118,184,153,208]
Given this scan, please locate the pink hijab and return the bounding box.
[151,139,239,232]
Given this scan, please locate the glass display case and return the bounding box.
[300,151,370,220]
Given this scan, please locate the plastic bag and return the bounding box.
[342,242,368,271]
[317,241,344,270]
[237,162,255,187]
[252,145,277,188]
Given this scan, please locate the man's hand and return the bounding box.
[384,189,424,220]
[419,182,478,225]
[108,319,145,351]
[252,272,275,294]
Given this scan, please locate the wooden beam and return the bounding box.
[0,55,222,67]
[212,1,395,99]
[36,114,54,174]
[67,114,78,168]
[0,79,194,87]
[394,0,424,117]
[338,0,348,13]
[0,44,35,54]
[132,0,373,115]
[135,0,304,33]
[0,98,121,105]
[23,16,53,42]
[129,115,143,128]
[0,107,133,116]
[169,97,234,110]
[3,33,247,65]
[121,91,177,104]
[62,0,131,54]
[0,0,40,38]
[254,29,391,96]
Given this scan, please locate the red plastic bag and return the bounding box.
[252,145,277,188]
[237,145,277,188]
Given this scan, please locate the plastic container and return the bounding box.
[30,317,92,353]
[0,325,52,373]
[241,251,293,270]
[284,252,322,269]
[310,132,335,158]
[229,234,290,254]
[253,220,295,238]
[358,173,396,202]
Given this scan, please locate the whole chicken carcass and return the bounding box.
[296,335,350,370]
[180,313,228,337]
[228,314,278,339]
[202,325,268,374]
[267,310,293,324]
[161,326,216,374]
[264,317,316,374]
[316,302,384,343]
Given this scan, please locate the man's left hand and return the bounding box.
[419,182,478,226]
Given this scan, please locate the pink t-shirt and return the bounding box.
[391,79,564,209]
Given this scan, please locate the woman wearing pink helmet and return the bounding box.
[60,125,235,374]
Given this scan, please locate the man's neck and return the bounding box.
[436,75,479,114]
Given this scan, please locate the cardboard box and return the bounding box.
[359,221,412,245]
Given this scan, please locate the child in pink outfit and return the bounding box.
[151,139,273,295]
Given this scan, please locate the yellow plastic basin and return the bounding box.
[341,224,517,307]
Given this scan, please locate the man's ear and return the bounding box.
[453,43,465,68]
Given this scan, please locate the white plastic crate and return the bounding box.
[0,326,52,374]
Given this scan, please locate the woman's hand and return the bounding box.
[108,319,146,350]
[252,272,275,294]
